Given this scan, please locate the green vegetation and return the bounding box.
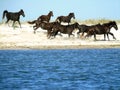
[72,19,120,25]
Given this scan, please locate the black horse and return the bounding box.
[50,22,79,38]
[86,21,118,40]
[2,9,25,28]
[77,23,101,38]
[55,13,75,25]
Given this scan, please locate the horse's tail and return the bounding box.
[27,20,36,24]
[2,10,8,19]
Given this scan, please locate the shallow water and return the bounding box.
[0,49,120,90]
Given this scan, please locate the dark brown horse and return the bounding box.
[28,11,53,30]
[37,11,53,23]
[86,21,118,40]
[2,9,25,28]
[33,21,60,38]
[77,23,101,38]
[50,22,79,38]
[55,13,75,25]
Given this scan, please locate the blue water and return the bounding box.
[0,49,120,90]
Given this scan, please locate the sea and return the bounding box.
[0,48,120,90]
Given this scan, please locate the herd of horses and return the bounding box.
[2,9,118,41]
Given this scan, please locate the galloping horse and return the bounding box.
[2,9,25,28]
[33,21,60,38]
[55,13,75,25]
[28,11,53,30]
[86,21,118,40]
[51,22,79,38]
[77,23,101,38]
[37,11,53,23]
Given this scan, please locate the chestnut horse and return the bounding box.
[2,9,25,28]
[55,13,75,25]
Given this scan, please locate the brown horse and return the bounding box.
[55,13,75,25]
[33,21,60,38]
[77,23,101,38]
[2,9,25,28]
[86,21,118,40]
[37,11,53,23]
[50,22,79,38]
[28,11,53,29]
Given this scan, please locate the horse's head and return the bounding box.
[49,11,53,17]
[72,22,79,29]
[20,9,25,17]
[74,22,79,28]
[69,13,75,19]
[110,21,118,30]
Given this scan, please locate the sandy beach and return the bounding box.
[0,23,120,49]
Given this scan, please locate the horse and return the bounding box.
[33,21,60,38]
[77,23,101,38]
[28,11,53,30]
[85,21,118,40]
[55,13,75,25]
[37,11,53,23]
[2,9,25,28]
[50,22,79,38]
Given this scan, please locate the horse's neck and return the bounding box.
[18,12,22,16]
[68,15,73,19]
[48,13,52,18]
[103,24,112,31]
[107,24,113,29]
[109,25,113,29]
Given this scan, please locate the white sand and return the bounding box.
[0,23,120,49]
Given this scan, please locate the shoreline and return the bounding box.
[0,44,120,50]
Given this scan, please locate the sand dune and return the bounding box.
[0,23,120,49]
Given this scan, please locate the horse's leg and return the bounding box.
[34,30,36,34]
[12,21,15,28]
[55,31,59,37]
[68,34,70,38]
[104,34,106,41]
[34,28,38,34]
[107,33,110,41]
[18,21,21,28]
[77,32,79,38]
[6,19,10,27]
[77,30,80,38]
[33,25,39,34]
[47,30,51,39]
[93,33,97,41]
[81,32,84,38]
[108,32,116,40]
